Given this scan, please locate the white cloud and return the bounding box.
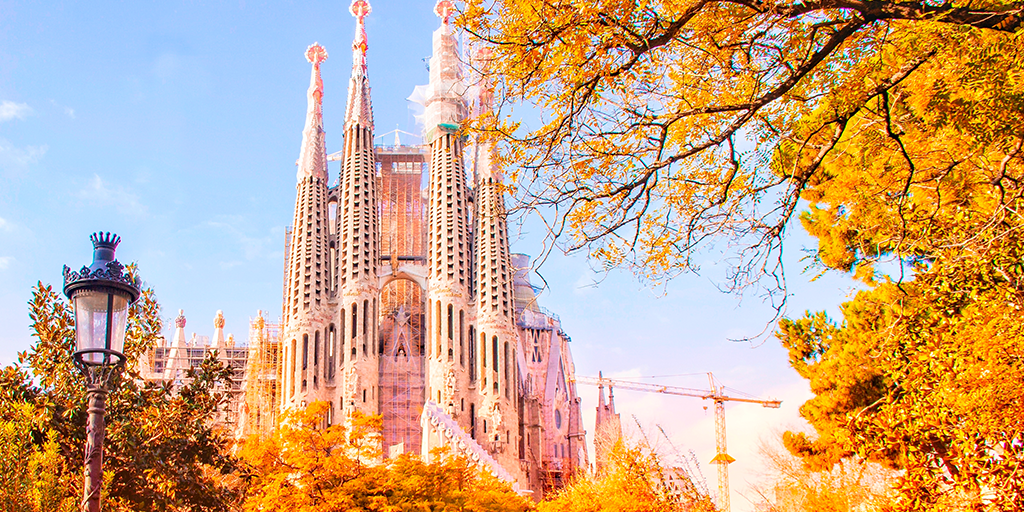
[0,256,12,270]
[0,101,31,122]
[0,217,10,232]
[50,99,76,119]
[205,217,276,262]
[0,138,47,172]
[79,174,148,216]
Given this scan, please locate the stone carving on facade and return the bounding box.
[345,364,358,403]
[486,397,503,433]
[444,368,456,398]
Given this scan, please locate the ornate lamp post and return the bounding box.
[63,232,141,512]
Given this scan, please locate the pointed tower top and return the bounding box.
[350,0,371,70]
[305,42,328,99]
[435,0,455,24]
[344,0,374,129]
[296,42,329,182]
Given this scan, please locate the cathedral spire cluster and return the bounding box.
[274,2,588,496]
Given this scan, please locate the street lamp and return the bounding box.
[63,232,141,512]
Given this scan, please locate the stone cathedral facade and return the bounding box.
[275,0,587,496]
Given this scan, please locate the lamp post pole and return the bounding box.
[82,385,109,512]
[64,232,141,512]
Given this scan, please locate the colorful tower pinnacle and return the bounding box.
[212,310,226,349]
[424,0,475,445]
[297,43,329,183]
[346,0,373,128]
[283,42,333,410]
[337,0,381,417]
[165,309,188,381]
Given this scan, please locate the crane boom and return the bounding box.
[573,375,781,408]
[572,373,781,512]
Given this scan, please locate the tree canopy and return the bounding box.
[0,279,241,512]
[463,0,1024,507]
[537,440,715,512]
[239,401,532,512]
[462,0,1024,291]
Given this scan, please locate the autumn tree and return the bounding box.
[0,403,77,512]
[239,401,532,512]
[778,251,1024,509]
[464,0,1024,507]
[538,440,716,512]
[461,0,1024,292]
[0,279,241,512]
[769,15,1024,506]
[751,434,897,511]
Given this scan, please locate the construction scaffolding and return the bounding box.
[377,145,428,262]
[377,145,429,457]
[239,312,281,440]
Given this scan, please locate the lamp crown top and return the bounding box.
[64,231,141,303]
[90,232,121,251]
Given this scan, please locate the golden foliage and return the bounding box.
[239,401,532,512]
[0,403,77,512]
[538,441,715,512]
[752,435,898,511]
[461,0,1024,291]
[1,278,241,512]
[779,243,1024,508]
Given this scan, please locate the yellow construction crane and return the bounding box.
[573,373,781,512]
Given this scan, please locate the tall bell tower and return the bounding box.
[336,0,382,417]
[281,42,332,410]
[423,0,474,431]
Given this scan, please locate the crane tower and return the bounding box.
[574,373,781,512]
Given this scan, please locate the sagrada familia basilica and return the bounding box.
[141,0,600,498]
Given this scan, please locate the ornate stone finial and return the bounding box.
[350,0,371,69]
[214,310,225,329]
[435,0,455,24]
[254,310,266,331]
[175,309,186,328]
[350,0,371,18]
[305,42,328,66]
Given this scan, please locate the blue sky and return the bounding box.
[0,1,863,509]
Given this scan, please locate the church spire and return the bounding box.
[336,0,381,418]
[423,0,465,138]
[296,42,329,183]
[345,0,373,130]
